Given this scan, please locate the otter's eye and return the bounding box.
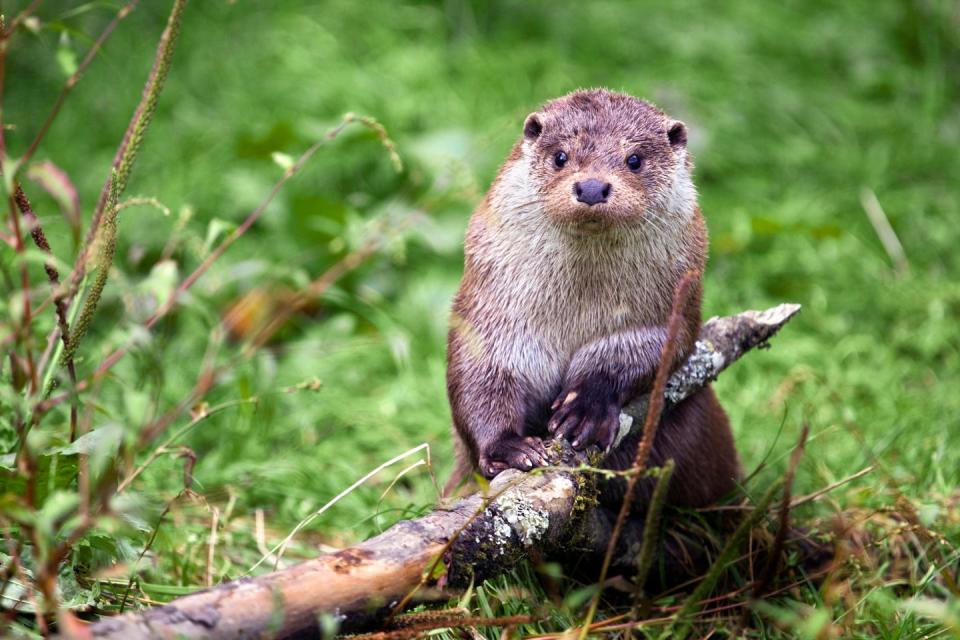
[626,154,643,171]
[554,151,568,169]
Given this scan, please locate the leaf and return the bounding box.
[202,218,236,256]
[271,151,295,171]
[59,576,98,612]
[54,423,123,455]
[56,33,78,78]
[138,581,204,600]
[36,490,81,539]
[0,410,18,458]
[0,453,78,506]
[563,583,599,612]
[50,423,124,479]
[130,259,179,320]
[72,530,123,574]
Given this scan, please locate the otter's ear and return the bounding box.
[523,113,544,141]
[667,120,687,147]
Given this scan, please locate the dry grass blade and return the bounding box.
[250,443,432,573]
[752,423,809,601]
[860,188,909,274]
[790,466,874,508]
[349,613,537,640]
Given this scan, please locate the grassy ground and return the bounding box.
[3,0,959,637]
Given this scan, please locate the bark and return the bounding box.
[83,304,800,640]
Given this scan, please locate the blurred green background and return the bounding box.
[5,0,959,621]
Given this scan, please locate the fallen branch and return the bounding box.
[84,304,800,640]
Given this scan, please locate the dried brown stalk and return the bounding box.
[577,271,699,640]
[13,185,79,438]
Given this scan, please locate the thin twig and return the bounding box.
[119,499,176,613]
[789,465,874,508]
[248,212,416,349]
[149,114,399,334]
[4,187,40,396]
[2,0,45,37]
[117,397,259,492]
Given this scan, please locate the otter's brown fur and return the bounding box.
[446,89,740,511]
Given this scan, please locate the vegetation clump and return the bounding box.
[1,1,957,637]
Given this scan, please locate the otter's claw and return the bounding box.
[479,435,550,479]
[548,378,621,452]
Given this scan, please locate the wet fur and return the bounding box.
[445,89,740,509]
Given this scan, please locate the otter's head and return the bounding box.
[517,89,695,234]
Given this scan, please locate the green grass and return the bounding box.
[2,0,959,637]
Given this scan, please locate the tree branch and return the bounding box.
[84,304,800,640]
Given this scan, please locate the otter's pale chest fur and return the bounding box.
[461,153,695,390]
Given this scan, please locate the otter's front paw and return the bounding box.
[548,376,621,451]
[479,435,550,479]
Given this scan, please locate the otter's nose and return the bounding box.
[574,179,611,206]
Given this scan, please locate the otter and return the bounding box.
[445,89,740,512]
